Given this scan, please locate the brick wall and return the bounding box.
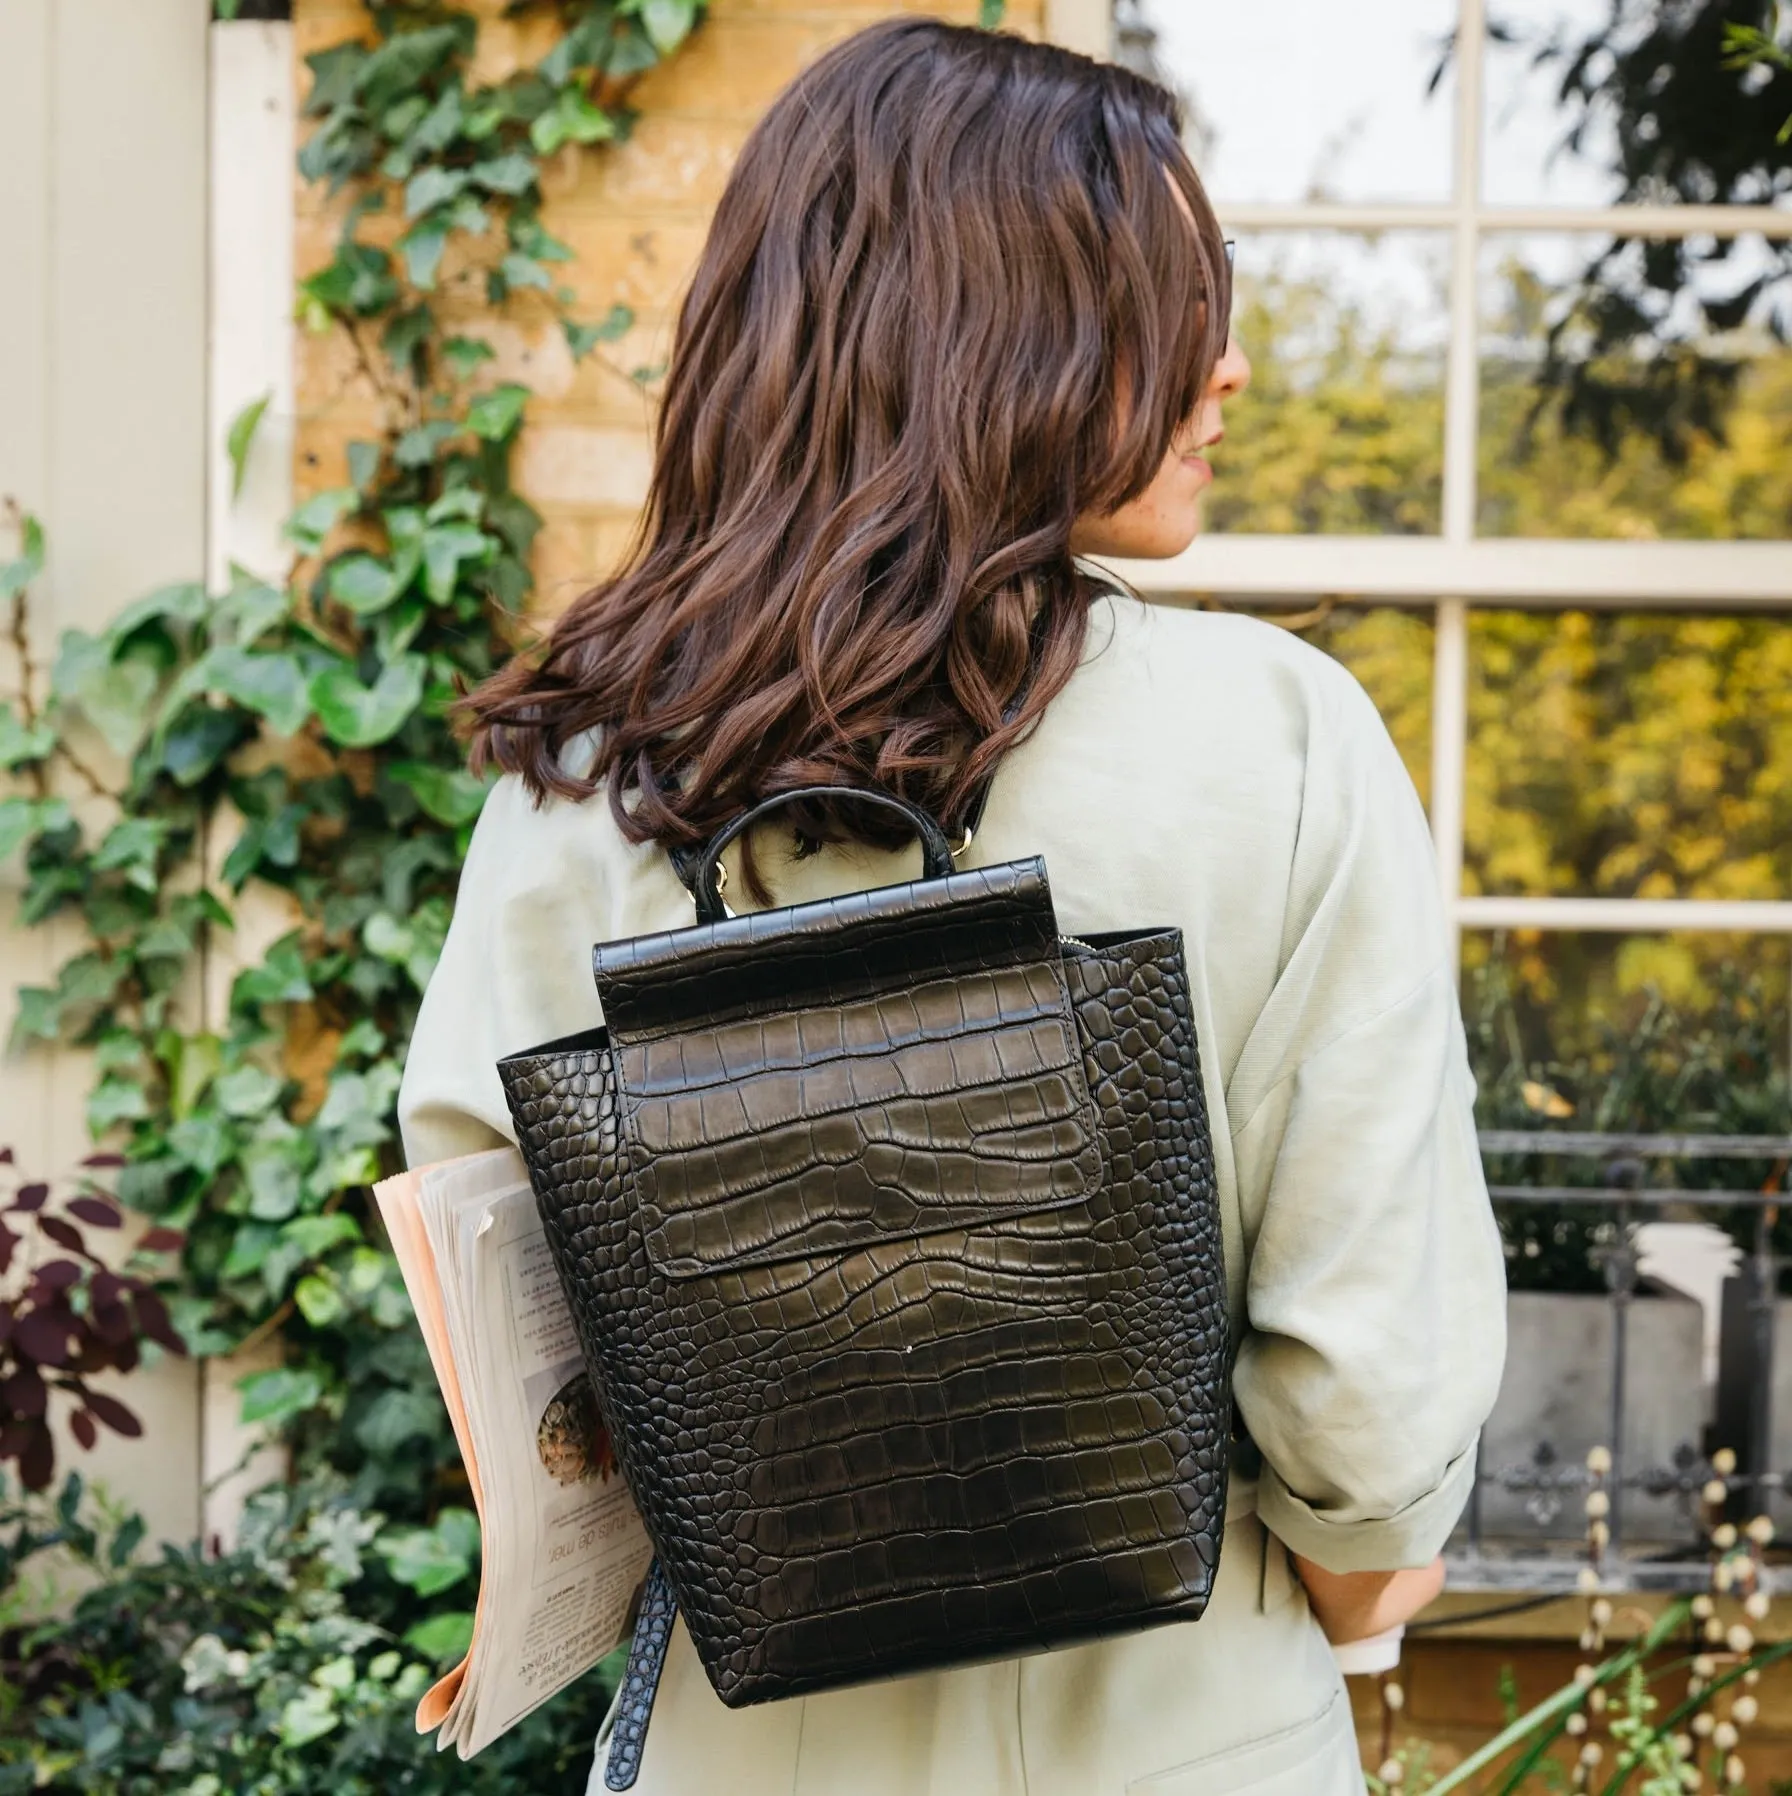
[294,0,1044,619]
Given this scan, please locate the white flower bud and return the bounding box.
[1383,1682,1405,1712]
[1688,1676,1706,1699]
[1745,1590,1770,1621]
[1590,1598,1613,1628]
[1694,1654,1718,1680]
[1579,1741,1604,1767]
[1712,1448,1738,1477]
[1588,1686,1607,1714]
[1705,1616,1728,1643]
[1378,1759,1404,1787]
[1586,1445,1612,1475]
[1566,1711,1589,1736]
[1672,1732,1694,1759]
[1713,1722,1739,1751]
[1693,1595,1716,1619]
[1589,1520,1611,1549]
[1714,1559,1736,1592]
[1678,1764,1701,1790]
[1577,1566,1602,1595]
[1725,1754,1745,1788]
[1747,1515,1775,1545]
[1694,1712,1717,1738]
[1574,1663,1598,1688]
[1585,1490,1610,1519]
[1713,1523,1739,1551]
[1743,1667,1761,1687]
[1727,1624,1754,1655]
[1704,1479,1731,1507]
[1732,1695,1758,1725]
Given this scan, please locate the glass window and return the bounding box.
[1461,927,1789,1109]
[1478,234,1792,540]
[1480,0,1792,209]
[1208,232,1450,537]
[1463,610,1792,901]
[1133,0,1457,205]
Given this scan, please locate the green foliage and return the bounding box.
[2,1,702,1509]
[1,32,702,1786]
[0,1475,608,1794]
[1466,952,1791,1294]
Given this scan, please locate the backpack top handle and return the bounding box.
[686,784,958,925]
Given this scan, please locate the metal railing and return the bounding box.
[1451,1130,1792,1593]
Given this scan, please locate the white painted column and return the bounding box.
[200,15,296,1552]
[1433,0,1486,967]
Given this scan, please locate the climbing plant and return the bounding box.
[0,0,703,1515]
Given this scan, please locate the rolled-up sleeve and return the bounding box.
[1226,666,1507,1573]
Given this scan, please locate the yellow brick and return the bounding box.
[629,17,862,120]
[546,218,709,319]
[543,114,751,216]
[515,423,655,509]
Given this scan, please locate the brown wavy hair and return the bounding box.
[465,18,1229,871]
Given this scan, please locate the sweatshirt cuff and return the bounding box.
[1255,1439,1478,1573]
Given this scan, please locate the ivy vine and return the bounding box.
[1,0,703,1507]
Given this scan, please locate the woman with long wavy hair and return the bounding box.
[401,19,1504,1794]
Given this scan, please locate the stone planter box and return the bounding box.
[1470,1291,1705,1544]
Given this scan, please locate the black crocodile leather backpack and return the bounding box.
[497,785,1230,1791]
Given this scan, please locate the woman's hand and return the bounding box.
[1290,1553,1446,1645]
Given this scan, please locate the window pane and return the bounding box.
[1130,0,1456,205]
[1478,233,1792,540]
[1481,0,1792,207]
[1464,610,1792,900]
[1208,232,1449,536]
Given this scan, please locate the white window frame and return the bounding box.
[1098,0,1792,957]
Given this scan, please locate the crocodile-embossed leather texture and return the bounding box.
[602,1561,677,1792]
[499,860,1229,1711]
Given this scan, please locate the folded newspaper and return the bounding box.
[374,1149,654,1758]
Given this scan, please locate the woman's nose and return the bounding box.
[1209,336,1252,401]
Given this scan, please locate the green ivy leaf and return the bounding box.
[378,1507,478,1595]
[497,251,553,293]
[294,1269,345,1327]
[442,335,497,379]
[231,933,315,1011]
[403,165,472,218]
[530,87,618,156]
[238,1365,325,1426]
[404,1611,474,1666]
[54,636,160,756]
[285,487,358,553]
[394,419,460,469]
[214,1063,285,1119]
[640,0,698,55]
[354,1385,441,1453]
[327,552,407,616]
[208,646,312,737]
[87,1078,151,1134]
[564,303,634,361]
[464,383,529,441]
[0,512,45,603]
[387,761,492,825]
[165,1031,223,1120]
[396,219,450,290]
[281,1213,363,1258]
[421,523,494,604]
[309,655,426,748]
[0,701,57,768]
[226,391,271,499]
[0,795,64,860]
[346,439,384,492]
[471,151,538,195]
